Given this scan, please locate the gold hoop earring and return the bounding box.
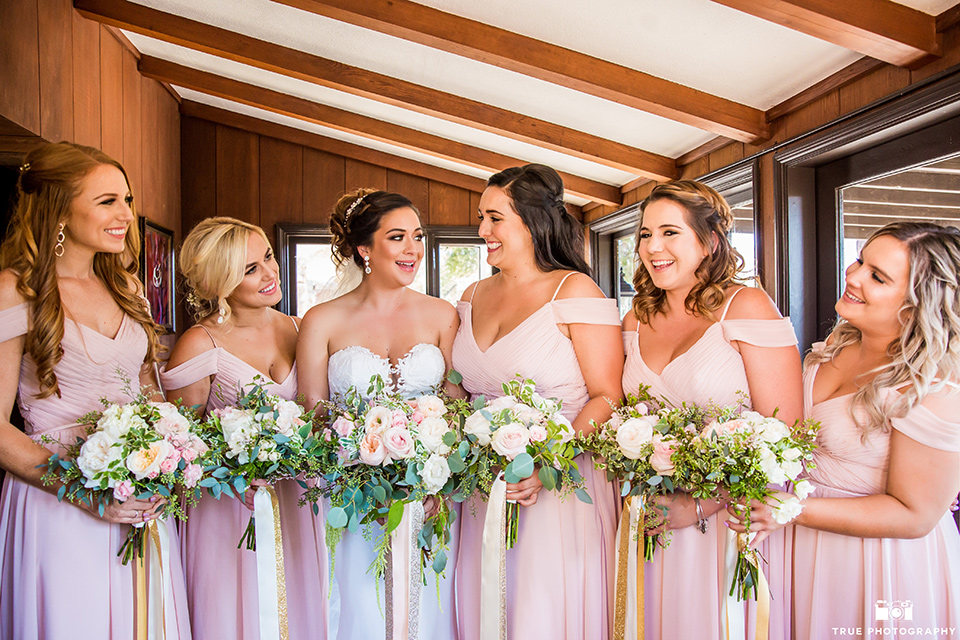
[363,255,371,275]
[55,223,65,258]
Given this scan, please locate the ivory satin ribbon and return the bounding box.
[385,501,425,640]
[613,496,644,640]
[480,474,508,640]
[721,517,770,640]
[135,519,169,640]
[254,486,289,640]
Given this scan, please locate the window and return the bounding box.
[614,230,636,317]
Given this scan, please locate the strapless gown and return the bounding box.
[0,303,191,639]
[452,293,622,640]
[790,343,960,638]
[325,342,459,640]
[621,305,799,640]
[160,329,327,640]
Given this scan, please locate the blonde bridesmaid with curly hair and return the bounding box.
[0,142,191,639]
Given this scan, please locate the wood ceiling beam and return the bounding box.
[272,0,769,143]
[711,0,942,68]
[143,58,621,205]
[74,0,676,182]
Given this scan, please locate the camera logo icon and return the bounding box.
[875,600,913,621]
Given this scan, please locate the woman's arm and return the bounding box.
[434,299,465,399]
[296,305,332,409]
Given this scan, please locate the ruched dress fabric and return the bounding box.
[324,342,459,640]
[452,290,622,640]
[0,303,191,640]
[621,296,799,640]
[159,327,327,640]
[791,343,960,638]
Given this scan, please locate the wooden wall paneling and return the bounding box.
[259,137,303,237]
[680,157,710,180]
[427,181,470,226]
[216,126,259,224]
[38,0,74,143]
[0,0,41,135]
[302,148,344,226]
[469,191,481,227]
[708,143,746,173]
[345,159,387,193]
[776,93,841,143]
[99,26,123,161]
[387,171,429,224]
[180,116,216,235]
[72,9,101,148]
[911,23,960,84]
[139,78,160,221]
[157,88,179,236]
[757,154,778,300]
[838,65,911,115]
[121,47,141,197]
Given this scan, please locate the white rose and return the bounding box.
[364,406,393,435]
[740,411,765,425]
[416,395,447,419]
[772,497,804,524]
[486,396,519,414]
[125,439,174,480]
[616,417,655,459]
[417,416,450,454]
[421,453,452,494]
[759,419,791,443]
[464,411,493,445]
[491,422,530,460]
[758,446,788,484]
[515,404,544,427]
[274,399,305,436]
[77,431,122,487]
[551,413,575,443]
[99,404,147,441]
[217,407,257,440]
[152,402,191,436]
[256,440,279,462]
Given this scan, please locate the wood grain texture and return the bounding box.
[216,125,259,223]
[428,182,471,226]
[179,116,216,236]
[345,159,388,194]
[387,171,430,225]
[139,78,160,220]
[838,64,911,115]
[38,0,74,142]
[72,9,101,148]
[122,47,141,197]
[0,0,41,135]
[260,136,303,236]
[99,26,124,160]
[302,147,345,227]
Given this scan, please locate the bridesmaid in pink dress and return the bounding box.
[0,142,190,638]
[452,164,625,640]
[621,180,802,640]
[730,222,960,636]
[161,217,327,639]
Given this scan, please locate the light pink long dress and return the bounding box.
[791,343,960,638]
[159,323,327,640]
[452,276,622,640]
[0,303,191,639]
[621,291,798,640]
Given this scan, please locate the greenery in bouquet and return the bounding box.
[303,374,465,580]
[197,377,321,550]
[455,375,591,549]
[41,376,209,564]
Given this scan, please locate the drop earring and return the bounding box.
[55,223,65,258]
[217,306,225,324]
[363,255,371,274]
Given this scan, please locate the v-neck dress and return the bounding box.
[790,343,960,637]
[451,284,622,640]
[621,296,799,640]
[0,303,192,639]
[159,323,328,640]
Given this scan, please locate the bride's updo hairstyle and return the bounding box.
[631,180,745,323]
[329,188,420,269]
[487,164,591,276]
[179,217,272,323]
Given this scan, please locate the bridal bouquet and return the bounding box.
[692,410,819,600]
[42,387,208,564]
[199,377,319,549]
[457,375,590,549]
[304,375,465,578]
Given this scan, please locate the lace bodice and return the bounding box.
[327,342,445,400]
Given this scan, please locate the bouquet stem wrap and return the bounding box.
[613,496,644,640]
[385,501,425,640]
[720,520,769,640]
[135,519,169,640]
[480,473,508,640]
[254,486,288,640]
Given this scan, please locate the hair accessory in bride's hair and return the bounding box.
[19,162,30,175]
[344,194,367,223]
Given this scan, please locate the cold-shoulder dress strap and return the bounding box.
[551,298,621,326]
[551,272,577,301]
[719,286,746,322]
[720,318,798,348]
[0,303,29,343]
[890,405,960,452]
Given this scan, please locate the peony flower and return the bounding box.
[649,434,676,476]
[113,480,134,501]
[126,439,174,480]
[332,416,356,438]
[77,431,122,487]
[793,479,814,500]
[382,426,416,460]
[416,395,446,419]
[528,424,548,442]
[274,400,305,436]
[491,422,530,460]
[464,411,493,445]
[364,406,393,435]
[183,463,203,488]
[417,416,450,454]
[421,453,451,494]
[616,417,655,459]
[152,402,191,436]
[772,497,803,524]
[359,431,387,466]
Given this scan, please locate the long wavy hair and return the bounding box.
[0,142,161,398]
[179,217,271,323]
[631,180,744,323]
[805,222,960,433]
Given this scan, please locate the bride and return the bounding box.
[297,188,461,639]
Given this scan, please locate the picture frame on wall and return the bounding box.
[139,217,176,332]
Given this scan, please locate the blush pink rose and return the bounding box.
[410,411,425,425]
[528,424,548,442]
[491,422,530,460]
[113,480,134,502]
[382,426,416,459]
[359,432,387,465]
[391,409,408,429]
[701,418,751,438]
[159,457,178,474]
[332,416,355,437]
[183,463,203,488]
[181,447,198,462]
[649,435,676,476]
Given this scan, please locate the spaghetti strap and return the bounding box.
[288,315,299,334]
[468,281,480,304]
[195,324,218,348]
[551,272,576,301]
[719,286,746,322]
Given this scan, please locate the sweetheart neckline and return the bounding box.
[328,343,441,369]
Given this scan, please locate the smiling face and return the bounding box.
[636,198,710,294]
[63,163,134,258]
[836,234,911,338]
[226,231,282,310]
[358,206,424,287]
[477,185,535,271]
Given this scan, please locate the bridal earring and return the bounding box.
[217,305,225,324]
[55,222,65,258]
[363,255,371,274]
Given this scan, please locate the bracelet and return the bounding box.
[694,497,708,534]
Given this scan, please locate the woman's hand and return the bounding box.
[423,495,442,520]
[646,492,725,534]
[243,479,272,511]
[98,495,165,525]
[726,490,796,549]
[506,473,543,507]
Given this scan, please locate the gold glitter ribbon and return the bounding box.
[254,486,289,640]
[384,501,424,640]
[135,520,168,640]
[613,496,644,640]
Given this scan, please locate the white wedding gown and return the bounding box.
[326,343,460,639]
